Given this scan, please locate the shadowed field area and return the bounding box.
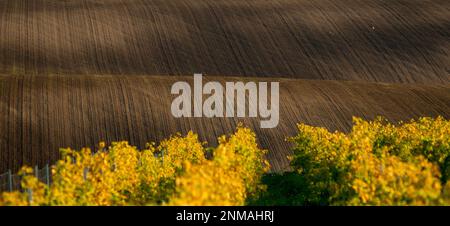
[0,0,448,83]
[0,0,449,172]
[1,75,449,172]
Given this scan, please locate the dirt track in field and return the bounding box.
[0,0,449,172]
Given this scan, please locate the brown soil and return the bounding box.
[0,0,449,172]
[0,75,449,172]
[0,0,448,83]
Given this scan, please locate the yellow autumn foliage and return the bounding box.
[0,127,268,206]
[169,127,269,205]
[289,116,450,205]
[1,116,448,206]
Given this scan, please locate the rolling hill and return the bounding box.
[0,0,448,83]
[0,0,449,172]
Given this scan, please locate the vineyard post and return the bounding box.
[8,169,13,192]
[35,165,39,178]
[83,167,88,181]
[27,189,33,204]
[45,164,50,186]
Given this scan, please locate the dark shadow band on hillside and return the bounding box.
[0,0,448,83]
